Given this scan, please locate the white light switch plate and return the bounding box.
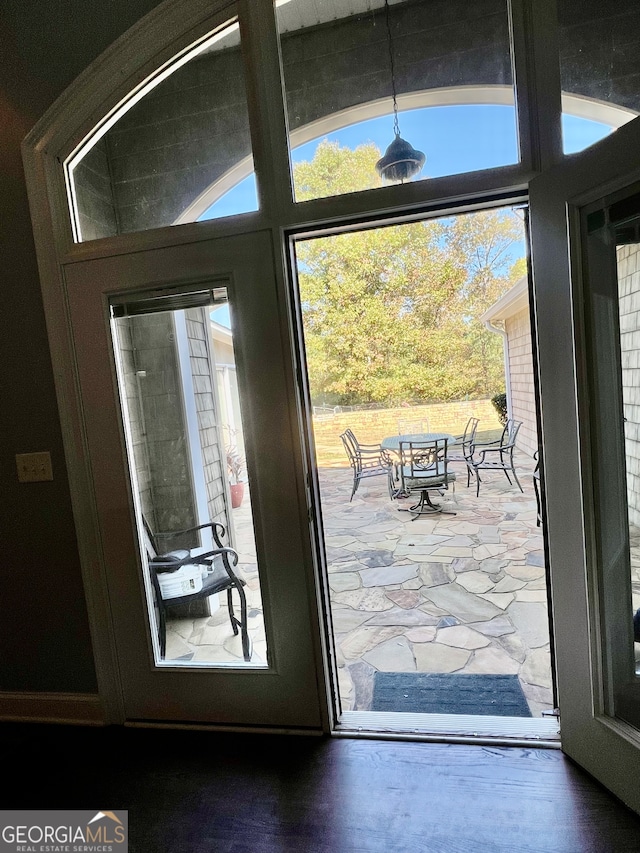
[16,451,53,482]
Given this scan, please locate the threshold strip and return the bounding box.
[336,710,560,747]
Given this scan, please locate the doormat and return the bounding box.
[371,672,532,717]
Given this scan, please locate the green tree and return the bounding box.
[294,141,525,405]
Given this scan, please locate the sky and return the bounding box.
[206,104,614,327]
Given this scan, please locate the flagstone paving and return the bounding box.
[163,451,561,719]
[319,457,554,717]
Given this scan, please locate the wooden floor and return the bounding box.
[2,723,640,852]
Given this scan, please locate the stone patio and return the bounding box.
[155,418,640,724]
[163,493,267,665]
[321,455,553,718]
[164,447,555,719]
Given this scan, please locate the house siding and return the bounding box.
[617,243,640,527]
[185,307,228,531]
[505,307,538,459]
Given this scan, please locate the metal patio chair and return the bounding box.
[533,450,542,526]
[143,518,251,661]
[448,416,479,488]
[466,419,523,497]
[393,437,456,519]
[340,428,392,501]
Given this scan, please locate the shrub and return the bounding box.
[491,392,508,426]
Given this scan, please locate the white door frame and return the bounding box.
[24,0,640,773]
[530,116,640,813]
[21,0,556,728]
[61,231,325,727]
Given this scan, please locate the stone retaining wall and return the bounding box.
[313,398,502,468]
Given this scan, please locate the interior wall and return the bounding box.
[0,0,163,694]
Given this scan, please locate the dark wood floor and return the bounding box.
[2,723,640,852]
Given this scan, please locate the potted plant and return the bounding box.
[227,445,246,508]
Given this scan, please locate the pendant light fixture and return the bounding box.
[375,0,426,183]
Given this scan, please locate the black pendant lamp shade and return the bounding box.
[375,134,426,182]
[376,0,425,183]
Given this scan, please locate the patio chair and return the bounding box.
[393,437,456,519]
[533,450,542,526]
[340,428,393,501]
[466,419,523,497]
[143,518,251,661]
[448,416,479,487]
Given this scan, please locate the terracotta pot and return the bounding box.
[230,482,245,508]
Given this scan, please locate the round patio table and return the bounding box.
[382,432,458,514]
[380,432,457,452]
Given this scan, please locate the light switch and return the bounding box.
[16,451,54,482]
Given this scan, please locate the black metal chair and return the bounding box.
[393,438,456,519]
[466,419,523,497]
[533,450,542,526]
[340,428,392,501]
[144,518,251,661]
[448,416,479,487]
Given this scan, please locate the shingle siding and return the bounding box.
[617,244,640,526]
[505,307,538,459]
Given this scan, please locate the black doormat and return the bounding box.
[371,672,532,717]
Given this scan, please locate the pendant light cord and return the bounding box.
[383,0,401,138]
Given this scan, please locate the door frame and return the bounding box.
[21,0,640,759]
[529,116,640,812]
[60,230,326,727]
[21,0,558,729]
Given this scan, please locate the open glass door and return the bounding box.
[61,230,322,727]
[289,208,560,743]
[529,117,640,812]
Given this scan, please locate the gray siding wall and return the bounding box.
[115,313,198,546]
[618,244,640,527]
[280,0,511,132]
[185,307,228,529]
[558,0,640,110]
[115,318,156,531]
[505,307,538,459]
[73,137,118,241]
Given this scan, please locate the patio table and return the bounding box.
[382,433,458,508]
[380,432,457,452]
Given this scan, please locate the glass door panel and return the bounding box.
[291,207,558,739]
[528,114,640,814]
[582,190,640,729]
[111,287,267,668]
[61,231,322,726]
